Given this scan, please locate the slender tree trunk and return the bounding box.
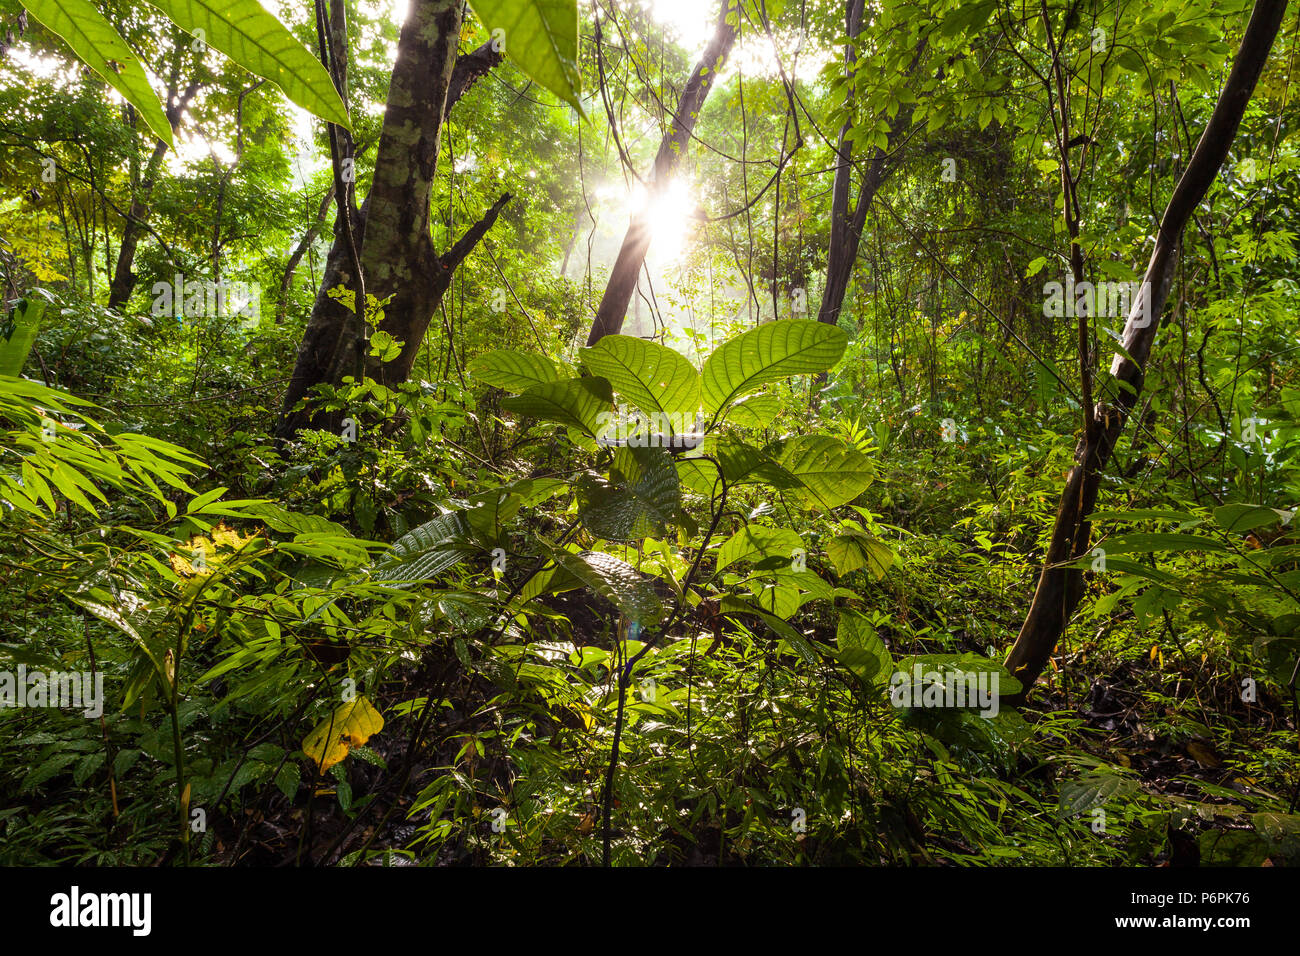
[816,20,922,328]
[585,0,740,346]
[108,73,199,311]
[276,183,336,324]
[1004,0,1287,699]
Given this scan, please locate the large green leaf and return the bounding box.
[546,548,663,623]
[578,445,680,540]
[0,297,46,377]
[771,435,875,510]
[715,435,799,489]
[702,320,847,417]
[725,391,781,428]
[501,376,612,436]
[24,0,174,145]
[716,525,804,573]
[579,335,700,422]
[467,349,560,392]
[147,0,351,128]
[827,529,893,579]
[466,0,581,110]
[835,613,891,688]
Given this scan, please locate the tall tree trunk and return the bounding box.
[585,0,740,346]
[1004,0,1287,700]
[277,0,505,438]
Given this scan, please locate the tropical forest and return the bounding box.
[0,0,1298,873]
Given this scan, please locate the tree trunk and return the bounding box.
[1004,0,1287,700]
[277,0,506,438]
[585,0,740,346]
[108,78,199,311]
[816,16,921,328]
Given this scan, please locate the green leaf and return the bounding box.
[579,335,700,421]
[1058,769,1139,819]
[1213,503,1291,534]
[23,0,174,145]
[467,349,560,392]
[716,525,804,573]
[715,435,799,488]
[578,445,680,540]
[724,391,780,429]
[244,501,350,537]
[501,376,612,436]
[1092,532,1229,555]
[466,0,582,110]
[703,320,848,417]
[827,530,893,579]
[771,435,875,509]
[546,548,662,623]
[146,0,351,128]
[835,613,891,687]
[0,297,46,377]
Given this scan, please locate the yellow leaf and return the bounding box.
[303,696,384,774]
[211,522,252,550]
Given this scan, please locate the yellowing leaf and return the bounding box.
[210,522,252,550]
[302,696,384,774]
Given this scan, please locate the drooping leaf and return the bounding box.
[545,548,663,623]
[702,319,847,417]
[467,349,560,392]
[466,0,582,110]
[1092,532,1229,555]
[835,613,891,687]
[501,376,612,437]
[579,335,700,421]
[23,0,174,145]
[771,435,875,509]
[1213,503,1291,534]
[715,525,804,573]
[578,445,680,540]
[827,530,893,579]
[302,696,384,774]
[146,0,351,128]
[0,297,46,377]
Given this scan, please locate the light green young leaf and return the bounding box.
[0,297,47,377]
[467,0,582,110]
[467,349,560,392]
[23,0,174,145]
[579,335,700,421]
[147,0,351,128]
